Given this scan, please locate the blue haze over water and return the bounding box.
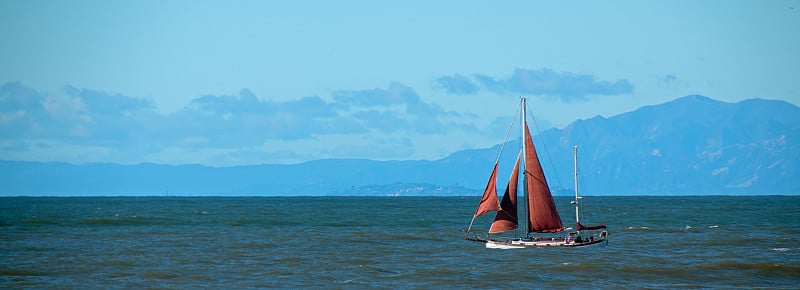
[1,196,798,288]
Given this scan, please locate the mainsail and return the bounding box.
[523,123,564,233]
[488,152,521,234]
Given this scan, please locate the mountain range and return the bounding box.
[1,95,798,196]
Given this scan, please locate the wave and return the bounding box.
[18,218,63,226]
[76,215,166,226]
[618,224,732,234]
[699,261,800,275]
[620,226,700,233]
[625,226,651,231]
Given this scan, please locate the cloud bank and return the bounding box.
[435,68,634,102]
[1,67,621,165]
[434,74,480,95]
[0,82,478,165]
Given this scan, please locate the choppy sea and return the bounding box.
[1,196,798,288]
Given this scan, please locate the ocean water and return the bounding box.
[1,196,798,288]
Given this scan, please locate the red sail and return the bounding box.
[489,153,521,233]
[473,162,500,217]
[524,124,564,233]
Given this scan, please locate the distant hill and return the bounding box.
[1,95,797,196]
[541,95,799,195]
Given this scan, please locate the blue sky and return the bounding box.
[1,0,798,165]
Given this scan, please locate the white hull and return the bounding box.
[485,241,525,249]
[482,231,608,249]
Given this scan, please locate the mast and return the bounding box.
[574,145,580,235]
[520,97,529,235]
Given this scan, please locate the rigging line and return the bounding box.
[576,155,594,222]
[575,149,586,221]
[494,102,521,164]
[524,171,549,187]
[579,156,592,201]
[575,152,600,224]
[498,209,519,223]
[578,153,585,197]
[527,111,564,190]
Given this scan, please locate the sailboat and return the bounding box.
[465,98,607,248]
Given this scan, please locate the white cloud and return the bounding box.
[436,68,634,102]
